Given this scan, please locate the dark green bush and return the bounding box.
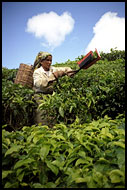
[39,57,125,125]
[2,49,125,129]
[2,79,36,131]
[100,48,125,61]
[2,67,18,82]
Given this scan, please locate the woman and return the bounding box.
[33,51,75,126]
[33,51,75,94]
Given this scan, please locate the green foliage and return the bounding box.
[2,115,125,188]
[2,48,125,188]
[2,79,36,130]
[100,48,125,61]
[39,55,125,125]
[2,48,125,129]
[2,67,18,82]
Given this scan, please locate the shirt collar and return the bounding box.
[41,66,53,74]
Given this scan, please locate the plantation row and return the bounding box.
[2,115,125,188]
[2,49,125,130]
[2,49,125,188]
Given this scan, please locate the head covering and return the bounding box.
[33,51,52,70]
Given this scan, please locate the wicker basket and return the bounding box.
[14,63,34,88]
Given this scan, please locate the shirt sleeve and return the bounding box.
[53,66,73,73]
[33,66,73,89]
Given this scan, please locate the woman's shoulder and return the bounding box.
[33,67,43,73]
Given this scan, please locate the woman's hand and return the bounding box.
[53,71,66,78]
[66,70,76,77]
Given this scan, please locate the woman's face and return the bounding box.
[41,55,52,71]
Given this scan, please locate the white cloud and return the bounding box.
[26,11,75,50]
[85,12,125,53]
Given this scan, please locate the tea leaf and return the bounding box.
[2,170,13,179]
[45,182,56,188]
[75,158,88,166]
[32,183,45,188]
[46,160,59,175]
[109,169,124,183]
[4,182,19,188]
[59,106,64,117]
[78,151,86,158]
[14,158,35,169]
[17,171,25,182]
[52,159,64,168]
[75,177,88,183]
[40,145,50,160]
[5,145,24,156]
[113,142,125,149]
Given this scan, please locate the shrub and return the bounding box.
[2,114,125,188]
[100,48,125,61]
[2,49,125,188]
[2,79,36,131]
[2,67,18,82]
[39,57,125,125]
[2,49,125,128]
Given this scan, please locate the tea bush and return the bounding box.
[2,114,125,188]
[39,57,125,125]
[100,48,125,61]
[2,49,125,129]
[2,67,18,82]
[2,49,125,188]
[2,77,36,131]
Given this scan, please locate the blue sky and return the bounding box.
[2,2,125,69]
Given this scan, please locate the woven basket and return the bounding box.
[14,63,34,88]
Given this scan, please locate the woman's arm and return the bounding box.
[52,67,73,78]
